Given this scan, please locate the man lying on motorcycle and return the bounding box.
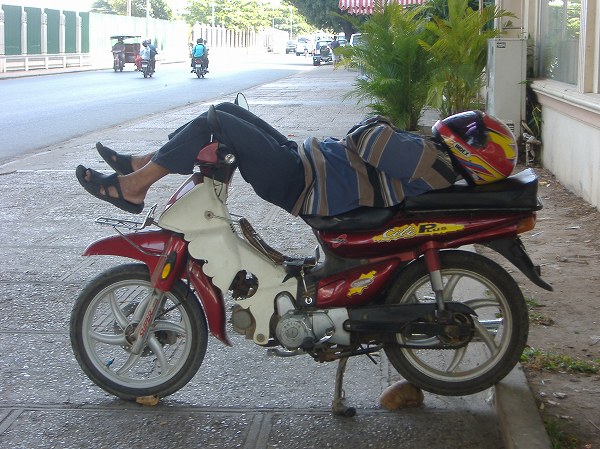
[75,103,517,215]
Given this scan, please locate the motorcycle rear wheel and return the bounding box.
[70,263,208,400]
[383,250,528,396]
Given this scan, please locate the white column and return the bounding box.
[59,12,65,54]
[21,8,28,55]
[41,12,47,54]
[76,13,81,53]
[0,10,5,56]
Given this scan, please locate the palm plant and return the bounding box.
[419,0,514,117]
[340,3,434,130]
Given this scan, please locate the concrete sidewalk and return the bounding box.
[0,64,550,448]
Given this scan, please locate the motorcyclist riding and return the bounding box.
[141,39,158,73]
[191,38,209,73]
[111,37,126,68]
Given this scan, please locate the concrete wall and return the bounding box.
[533,80,600,208]
[499,0,600,211]
[88,13,189,67]
[1,5,283,72]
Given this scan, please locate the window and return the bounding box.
[539,0,581,84]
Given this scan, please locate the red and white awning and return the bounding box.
[339,0,425,15]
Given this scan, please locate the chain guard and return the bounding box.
[394,312,475,349]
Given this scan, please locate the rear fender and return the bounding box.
[483,238,553,291]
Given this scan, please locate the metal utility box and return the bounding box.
[486,38,527,137]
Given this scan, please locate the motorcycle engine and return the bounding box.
[275,295,350,350]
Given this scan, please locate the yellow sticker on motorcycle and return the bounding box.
[373,223,465,242]
[348,271,376,297]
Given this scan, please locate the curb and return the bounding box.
[496,365,552,448]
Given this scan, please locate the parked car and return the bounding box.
[349,33,363,47]
[285,40,296,54]
[295,37,310,56]
[312,39,333,66]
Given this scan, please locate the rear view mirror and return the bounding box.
[234,93,249,111]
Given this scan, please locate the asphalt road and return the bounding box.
[0,51,314,163]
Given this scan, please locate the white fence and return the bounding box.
[0,53,92,72]
[0,8,288,74]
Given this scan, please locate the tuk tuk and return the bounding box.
[110,35,141,71]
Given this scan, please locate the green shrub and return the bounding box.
[419,0,514,117]
[340,3,433,130]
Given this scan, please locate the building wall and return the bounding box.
[499,0,600,211]
[537,96,600,207]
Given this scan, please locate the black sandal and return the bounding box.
[76,165,144,214]
[96,142,134,175]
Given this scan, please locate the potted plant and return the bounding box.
[339,3,434,131]
[419,0,515,117]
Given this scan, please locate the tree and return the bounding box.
[285,0,363,39]
[185,0,271,29]
[109,0,172,20]
[91,0,116,14]
[421,0,492,18]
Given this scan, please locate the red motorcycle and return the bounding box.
[70,97,552,416]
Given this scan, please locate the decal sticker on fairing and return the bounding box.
[373,223,465,242]
[348,271,376,297]
[330,234,348,248]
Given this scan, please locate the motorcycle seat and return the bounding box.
[404,168,541,212]
[302,169,541,232]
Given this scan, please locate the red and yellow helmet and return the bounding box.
[432,111,517,185]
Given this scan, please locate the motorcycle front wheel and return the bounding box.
[70,263,208,400]
[383,250,528,396]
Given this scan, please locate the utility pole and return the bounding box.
[146,0,150,37]
[289,5,292,40]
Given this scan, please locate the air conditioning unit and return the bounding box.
[486,38,527,138]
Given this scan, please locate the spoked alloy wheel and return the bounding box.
[383,250,528,396]
[70,263,208,400]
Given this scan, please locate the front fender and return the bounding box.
[83,229,171,272]
[83,229,232,345]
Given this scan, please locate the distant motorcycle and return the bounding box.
[112,50,125,72]
[141,59,153,78]
[192,57,208,78]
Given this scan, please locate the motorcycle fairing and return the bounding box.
[316,259,400,307]
[317,213,534,259]
[158,180,298,345]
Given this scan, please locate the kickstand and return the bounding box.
[331,357,356,417]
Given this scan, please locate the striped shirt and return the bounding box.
[291,116,457,217]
